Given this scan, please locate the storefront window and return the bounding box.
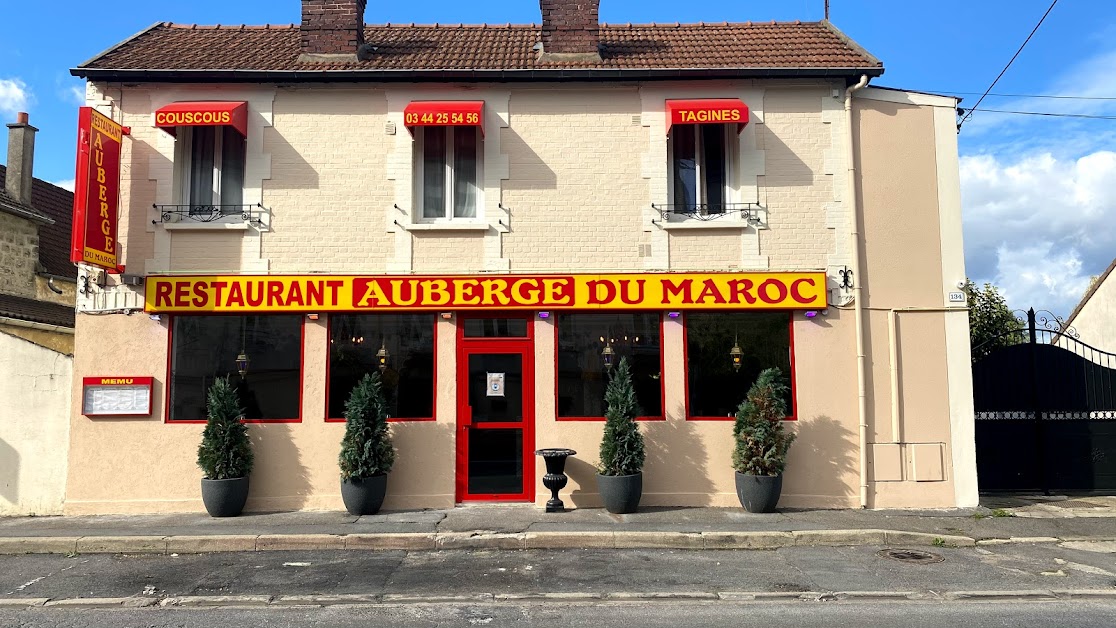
[556,313,662,419]
[169,315,302,421]
[329,314,436,420]
[685,312,793,419]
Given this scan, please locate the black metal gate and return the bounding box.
[973,309,1116,493]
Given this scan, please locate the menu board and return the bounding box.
[82,377,153,417]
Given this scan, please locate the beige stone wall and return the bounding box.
[0,324,73,354]
[64,82,973,512]
[0,331,72,515]
[1065,271,1116,353]
[0,212,38,298]
[34,276,77,306]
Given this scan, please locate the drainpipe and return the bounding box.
[844,74,870,508]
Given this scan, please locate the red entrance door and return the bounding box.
[455,315,535,502]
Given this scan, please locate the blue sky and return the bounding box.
[1,0,1113,318]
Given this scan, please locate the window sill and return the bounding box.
[402,222,491,232]
[658,219,752,230]
[163,222,251,231]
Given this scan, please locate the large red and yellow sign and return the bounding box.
[154,101,248,137]
[144,273,826,313]
[665,98,750,134]
[403,101,485,136]
[70,107,123,271]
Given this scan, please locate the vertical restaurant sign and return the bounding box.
[70,107,123,271]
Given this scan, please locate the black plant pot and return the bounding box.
[735,472,783,513]
[341,474,388,516]
[200,476,250,518]
[597,472,642,514]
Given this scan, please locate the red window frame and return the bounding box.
[553,311,666,422]
[324,313,439,423]
[682,311,797,421]
[164,314,305,424]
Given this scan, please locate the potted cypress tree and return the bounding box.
[197,377,254,517]
[338,372,395,515]
[732,368,796,513]
[596,357,646,514]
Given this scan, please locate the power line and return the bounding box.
[940,92,1116,101]
[956,0,1060,131]
[960,108,1116,121]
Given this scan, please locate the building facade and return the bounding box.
[0,114,78,515]
[65,0,977,514]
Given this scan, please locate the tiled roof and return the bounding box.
[0,292,76,329]
[0,165,77,280]
[75,21,882,77]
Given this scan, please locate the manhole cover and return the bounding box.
[877,549,944,564]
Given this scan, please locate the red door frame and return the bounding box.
[455,313,535,502]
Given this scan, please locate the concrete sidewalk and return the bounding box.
[1,496,1114,555]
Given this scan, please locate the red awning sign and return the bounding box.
[665,99,750,135]
[155,101,248,137]
[403,101,485,136]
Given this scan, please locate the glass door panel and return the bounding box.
[467,353,524,423]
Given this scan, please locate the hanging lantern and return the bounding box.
[729,337,744,372]
[376,341,390,372]
[601,342,616,371]
[235,351,250,378]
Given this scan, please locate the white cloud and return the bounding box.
[51,179,75,192]
[0,78,30,116]
[67,84,85,106]
[961,151,1116,316]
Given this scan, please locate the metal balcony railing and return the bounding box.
[152,203,266,226]
[652,202,764,225]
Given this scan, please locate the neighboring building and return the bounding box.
[64,0,976,514]
[0,113,77,516]
[1062,259,1116,352]
[0,115,79,352]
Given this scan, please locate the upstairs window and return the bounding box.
[416,126,480,220]
[156,101,251,223]
[670,123,730,214]
[178,125,246,214]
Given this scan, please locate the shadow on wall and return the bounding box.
[263,130,320,192]
[758,129,815,189]
[565,454,600,504]
[644,404,711,506]
[791,414,857,501]
[0,437,18,504]
[500,127,557,192]
[248,423,311,512]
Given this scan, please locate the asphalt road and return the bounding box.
[2,543,1115,600]
[4,600,1116,628]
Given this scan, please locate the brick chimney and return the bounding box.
[539,0,602,62]
[299,0,367,62]
[5,112,37,207]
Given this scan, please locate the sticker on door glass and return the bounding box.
[487,372,505,397]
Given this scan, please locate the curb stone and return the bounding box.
[792,529,888,546]
[944,590,1058,601]
[11,590,1116,609]
[75,536,168,554]
[43,598,129,608]
[0,598,50,608]
[163,595,274,607]
[256,534,344,551]
[166,535,258,554]
[0,537,79,555]
[435,532,527,550]
[703,531,794,550]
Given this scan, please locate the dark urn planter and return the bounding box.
[735,472,783,513]
[597,472,642,514]
[200,476,250,518]
[341,474,388,516]
[535,448,576,512]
